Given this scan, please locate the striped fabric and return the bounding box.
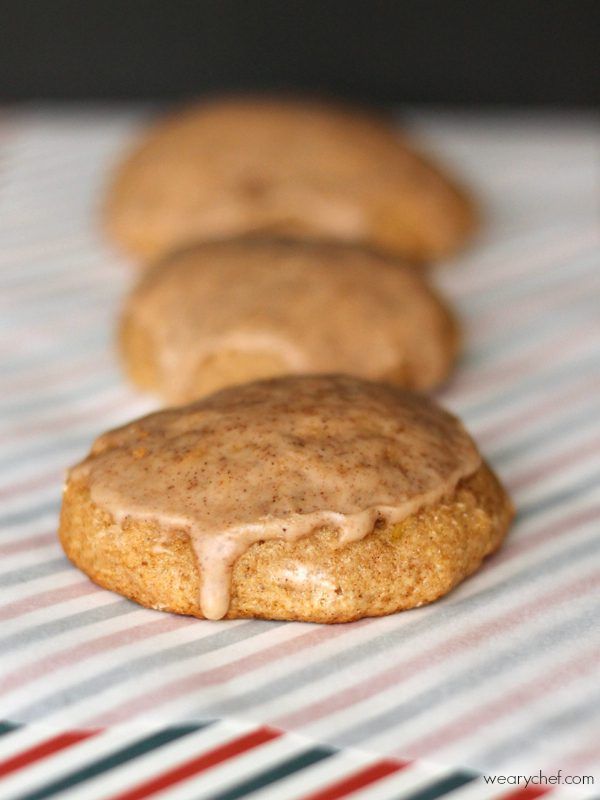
[0,717,556,800]
[0,108,599,799]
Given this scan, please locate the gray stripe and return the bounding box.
[1,330,106,375]
[0,269,114,300]
[0,289,114,325]
[490,402,600,466]
[463,243,599,309]
[0,557,69,588]
[11,619,283,723]
[0,600,134,656]
[473,687,600,770]
[470,291,599,365]
[518,470,600,519]
[2,134,138,180]
[334,599,600,748]
[453,243,585,309]
[1,372,114,417]
[0,432,116,471]
[192,510,600,719]
[0,500,58,528]
[0,487,59,515]
[0,288,111,323]
[0,254,108,289]
[458,353,600,421]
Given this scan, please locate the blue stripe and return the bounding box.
[333,597,600,749]
[459,352,600,419]
[519,469,600,519]
[395,769,478,799]
[0,374,125,417]
[490,400,600,465]
[469,292,599,364]
[0,721,20,737]
[12,620,282,723]
[0,558,69,589]
[0,601,135,656]
[465,248,598,310]
[1,331,108,375]
[0,501,59,529]
[16,724,210,800]
[209,746,335,800]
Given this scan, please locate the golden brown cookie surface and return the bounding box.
[59,375,513,623]
[105,98,476,263]
[120,239,459,403]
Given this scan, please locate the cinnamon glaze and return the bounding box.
[71,375,481,619]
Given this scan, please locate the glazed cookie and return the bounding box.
[120,238,459,403]
[60,375,513,623]
[105,97,476,263]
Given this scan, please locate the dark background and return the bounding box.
[1,0,598,106]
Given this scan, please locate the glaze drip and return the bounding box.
[71,375,481,619]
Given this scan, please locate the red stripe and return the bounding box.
[401,641,600,758]
[448,228,599,297]
[0,615,194,696]
[454,327,595,396]
[3,352,112,393]
[476,372,597,446]
[499,788,553,798]
[0,580,98,622]
[491,505,599,567]
[0,392,136,443]
[0,467,62,500]
[88,622,367,727]
[300,759,407,800]
[0,305,108,353]
[507,435,600,491]
[273,567,600,731]
[0,729,100,778]
[107,726,281,800]
[0,531,55,557]
[558,739,600,771]
[470,264,600,333]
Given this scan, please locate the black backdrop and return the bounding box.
[1,0,598,106]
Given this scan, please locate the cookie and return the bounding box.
[105,97,476,263]
[59,375,513,623]
[119,238,459,403]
